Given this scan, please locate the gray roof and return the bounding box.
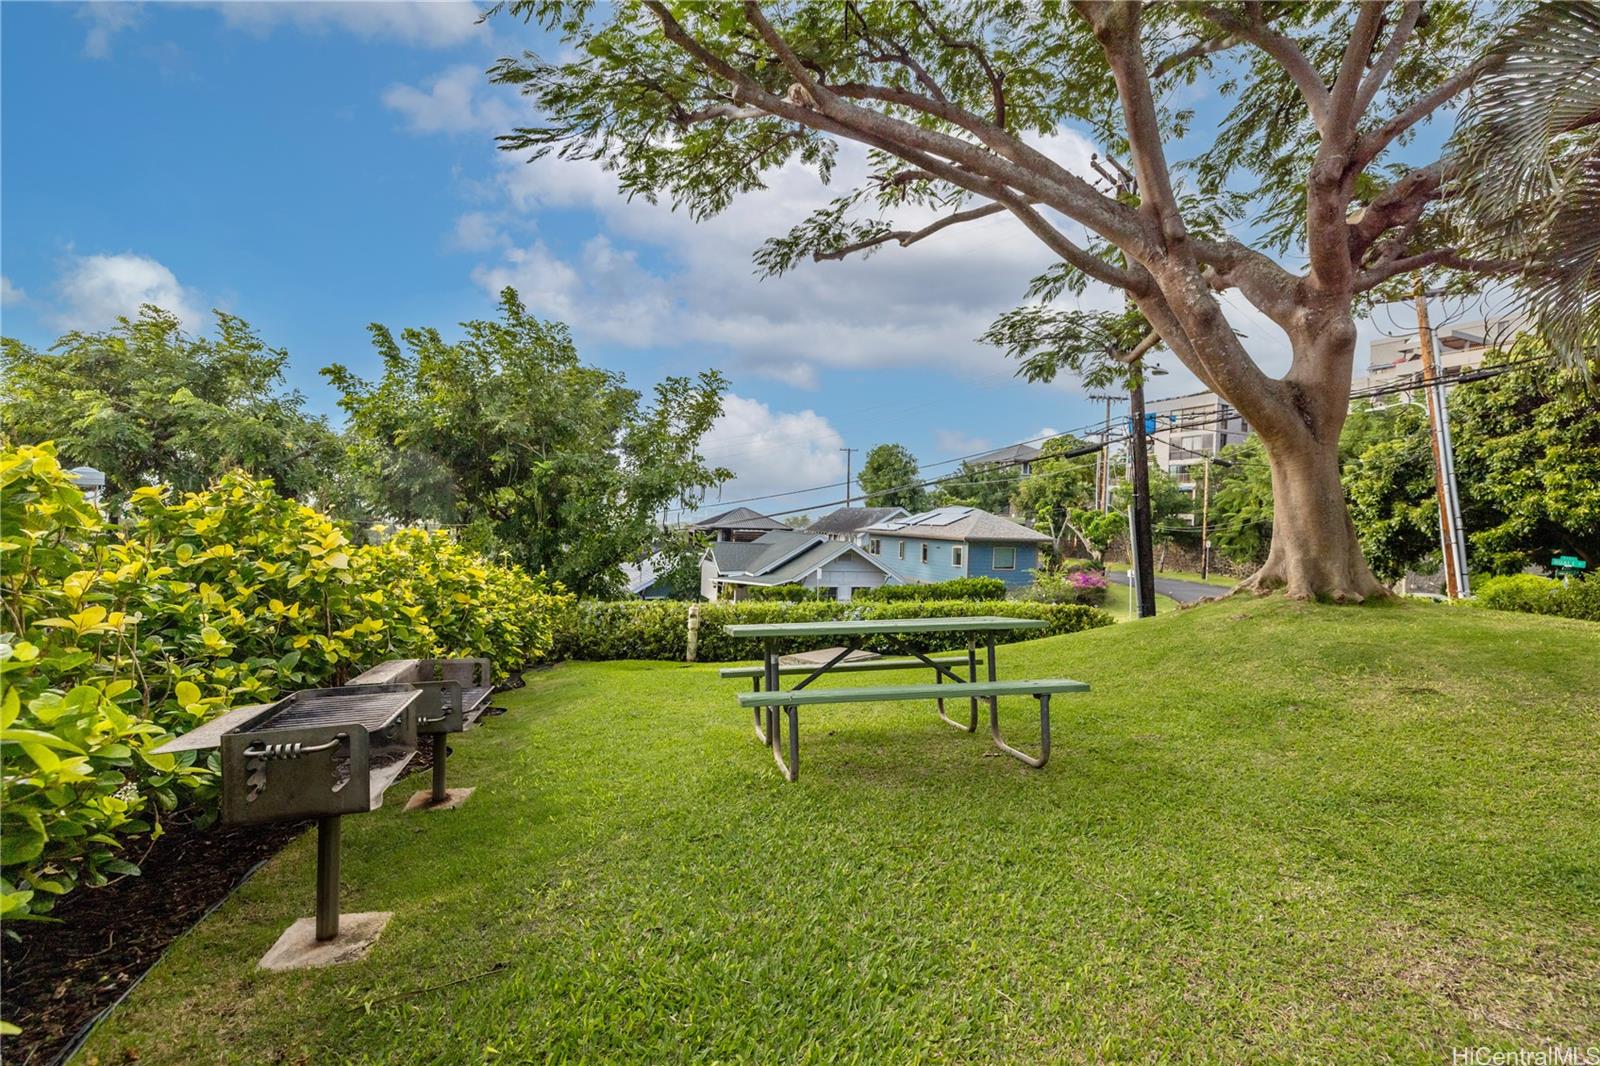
[969,442,1042,467]
[691,506,788,532]
[722,539,896,586]
[863,506,1051,544]
[620,556,664,595]
[805,506,908,535]
[708,530,824,576]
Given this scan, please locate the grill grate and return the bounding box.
[248,690,416,732]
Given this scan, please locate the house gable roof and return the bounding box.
[862,506,1051,544]
[969,442,1042,467]
[719,539,899,586]
[708,529,829,577]
[690,506,788,532]
[805,506,909,535]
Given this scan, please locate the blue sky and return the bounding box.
[1,2,1454,522]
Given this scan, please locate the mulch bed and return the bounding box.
[0,734,462,1066]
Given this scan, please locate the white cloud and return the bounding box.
[79,2,143,59]
[213,1,485,47]
[448,210,505,252]
[471,129,1110,388]
[382,64,515,135]
[935,430,992,456]
[1,276,26,307]
[53,253,206,331]
[470,240,581,321]
[696,394,846,511]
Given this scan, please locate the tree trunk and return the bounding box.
[1240,432,1390,602]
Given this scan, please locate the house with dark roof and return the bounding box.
[804,506,908,543]
[689,506,790,542]
[969,442,1043,477]
[699,529,902,602]
[861,506,1051,589]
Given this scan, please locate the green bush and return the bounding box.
[1019,567,1109,607]
[1473,573,1599,622]
[855,577,1007,602]
[551,598,1113,662]
[0,444,571,920]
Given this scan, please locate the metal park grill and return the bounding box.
[155,684,422,943]
[348,658,495,807]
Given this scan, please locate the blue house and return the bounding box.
[861,507,1051,589]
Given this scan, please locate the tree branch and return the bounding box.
[1199,4,1329,130]
[1353,55,1502,167]
[812,201,1009,261]
[906,0,1007,127]
[1327,2,1388,136]
[1354,248,1522,291]
[1354,1,1423,117]
[1151,31,1242,78]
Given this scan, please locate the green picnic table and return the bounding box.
[724,616,1088,781]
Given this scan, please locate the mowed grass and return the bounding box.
[81,599,1599,1064]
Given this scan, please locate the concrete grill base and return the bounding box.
[404,787,475,812]
[257,912,392,971]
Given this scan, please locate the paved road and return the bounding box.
[1152,576,1233,603]
[1114,573,1233,604]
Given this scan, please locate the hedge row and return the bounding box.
[1472,573,1599,621]
[0,444,571,918]
[551,599,1113,662]
[854,577,1007,602]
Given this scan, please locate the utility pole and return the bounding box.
[1091,151,1157,618]
[1089,393,1121,511]
[1412,281,1470,599]
[1200,458,1212,582]
[1127,369,1158,617]
[839,447,858,507]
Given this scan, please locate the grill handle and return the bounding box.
[242,734,348,760]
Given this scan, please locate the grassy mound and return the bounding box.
[79,599,1599,1063]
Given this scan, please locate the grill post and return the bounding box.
[315,816,341,941]
[432,734,448,805]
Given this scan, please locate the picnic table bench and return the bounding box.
[725,616,1089,781]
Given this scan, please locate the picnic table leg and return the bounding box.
[935,638,978,733]
[990,693,1051,769]
[751,677,769,744]
[759,641,777,746]
[771,704,799,782]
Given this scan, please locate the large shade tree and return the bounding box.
[489,0,1572,600]
[2,306,340,511]
[325,288,731,596]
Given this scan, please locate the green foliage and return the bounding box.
[1062,508,1126,565]
[856,444,929,512]
[0,443,571,919]
[551,599,1112,663]
[854,578,1007,602]
[1013,436,1097,555]
[1,306,341,512]
[1344,405,1438,582]
[1204,438,1275,568]
[933,460,1019,514]
[326,288,731,597]
[1019,565,1110,607]
[1472,574,1600,622]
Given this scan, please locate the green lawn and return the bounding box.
[82,600,1599,1063]
[1100,576,1179,618]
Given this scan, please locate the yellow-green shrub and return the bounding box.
[0,445,571,919]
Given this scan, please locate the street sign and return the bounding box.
[1551,555,1588,572]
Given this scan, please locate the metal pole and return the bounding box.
[840,447,857,507]
[1128,370,1157,617]
[431,734,448,805]
[1200,458,1212,582]
[315,816,341,941]
[1413,281,1468,599]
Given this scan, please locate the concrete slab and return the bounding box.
[258,912,392,971]
[404,786,475,812]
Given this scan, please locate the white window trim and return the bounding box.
[897,541,906,560]
[952,545,964,567]
[920,543,929,564]
[992,546,1017,571]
